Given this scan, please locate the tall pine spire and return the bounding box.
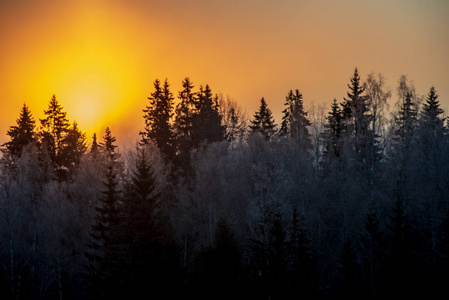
[3,103,36,157]
[249,97,276,140]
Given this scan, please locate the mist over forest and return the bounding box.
[1,68,448,299]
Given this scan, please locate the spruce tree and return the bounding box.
[140,78,175,160]
[39,94,70,167]
[174,77,196,154]
[249,97,276,140]
[194,214,242,299]
[362,201,383,299]
[395,92,417,148]
[288,208,318,298]
[100,127,118,163]
[385,194,410,298]
[61,121,87,171]
[3,103,36,157]
[225,107,244,142]
[344,68,371,162]
[191,84,224,147]
[280,89,311,149]
[90,133,100,154]
[84,128,126,299]
[123,145,180,297]
[323,98,343,157]
[420,86,444,128]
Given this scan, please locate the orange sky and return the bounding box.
[1,0,448,147]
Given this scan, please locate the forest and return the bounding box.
[0,68,448,299]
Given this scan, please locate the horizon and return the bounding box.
[1,0,448,147]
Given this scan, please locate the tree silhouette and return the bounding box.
[39,94,70,169]
[249,97,276,140]
[140,78,175,161]
[3,103,36,157]
[280,89,311,150]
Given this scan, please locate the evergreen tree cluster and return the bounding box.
[1,70,449,299]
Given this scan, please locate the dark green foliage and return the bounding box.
[249,97,276,140]
[225,107,243,141]
[280,89,311,150]
[331,239,362,299]
[361,202,384,299]
[395,92,417,147]
[39,94,70,167]
[84,128,127,299]
[140,78,175,160]
[421,86,444,126]
[192,215,242,299]
[60,121,87,172]
[287,208,319,298]
[343,68,372,163]
[123,145,181,298]
[191,84,225,147]
[384,194,411,298]
[100,127,118,162]
[1,72,449,300]
[174,77,196,154]
[323,98,343,158]
[3,103,35,157]
[90,133,100,154]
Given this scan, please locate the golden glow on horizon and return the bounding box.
[1,0,152,140]
[1,0,448,146]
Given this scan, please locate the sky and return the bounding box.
[1,0,448,147]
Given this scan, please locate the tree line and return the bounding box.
[0,68,448,299]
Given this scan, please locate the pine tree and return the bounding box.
[225,107,241,142]
[362,201,383,299]
[3,103,36,157]
[60,121,87,172]
[140,79,175,160]
[174,77,196,153]
[420,86,444,128]
[84,128,127,299]
[416,86,446,203]
[39,94,70,167]
[395,92,418,148]
[191,84,224,147]
[100,127,118,163]
[279,90,311,149]
[344,68,371,162]
[249,97,276,140]
[323,98,343,157]
[194,214,242,299]
[332,239,361,299]
[288,208,318,298]
[123,145,180,297]
[280,90,294,136]
[385,194,409,298]
[90,133,100,154]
